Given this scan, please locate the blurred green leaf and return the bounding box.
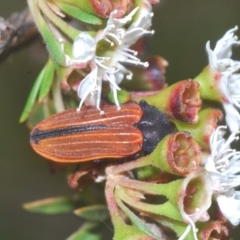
[19,64,46,123]
[66,222,103,240]
[56,3,102,25]
[80,184,106,205]
[74,205,109,222]
[23,195,81,214]
[38,59,55,101]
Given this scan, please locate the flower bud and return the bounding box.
[194,66,222,102]
[121,56,168,91]
[132,80,202,123]
[149,132,201,176]
[177,171,212,223]
[173,108,223,150]
[110,132,201,177]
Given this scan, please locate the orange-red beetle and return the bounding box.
[30,101,174,163]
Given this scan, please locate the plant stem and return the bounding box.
[105,175,125,227]
[115,185,182,221]
[110,156,150,175]
[52,76,65,112]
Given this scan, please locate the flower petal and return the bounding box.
[217,194,240,225]
[77,67,98,110]
[72,32,96,62]
[223,103,240,133]
[214,26,239,59]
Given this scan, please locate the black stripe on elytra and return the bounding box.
[30,124,107,144]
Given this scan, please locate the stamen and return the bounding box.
[125,49,138,55]
[104,37,115,46]
[150,30,155,34]
[105,32,121,45]
[95,58,112,70]
[126,74,133,80]
[143,62,149,68]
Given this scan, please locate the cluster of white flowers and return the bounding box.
[69,1,154,113]
[206,26,240,133]
[205,126,240,225]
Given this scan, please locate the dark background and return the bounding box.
[1,0,240,239]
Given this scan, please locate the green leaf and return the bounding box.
[28,0,69,65]
[74,205,109,222]
[41,22,67,65]
[116,198,158,239]
[38,58,55,101]
[19,65,46,122]
[56,3,102,25]
[23,195,81,214]
[66,222,103,240]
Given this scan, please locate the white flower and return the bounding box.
[69,7,153,112]
[217,192,240,226]
[205,126,240,225]
[206,26,240,133]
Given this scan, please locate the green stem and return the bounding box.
[110,155,150,175]
[52,76,65,112]
[105,176,125,227]
[42,95,52,118]
[115,176,183,203]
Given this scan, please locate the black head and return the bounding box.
[137,100,176,153]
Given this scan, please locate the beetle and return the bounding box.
[30,101,174,163]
